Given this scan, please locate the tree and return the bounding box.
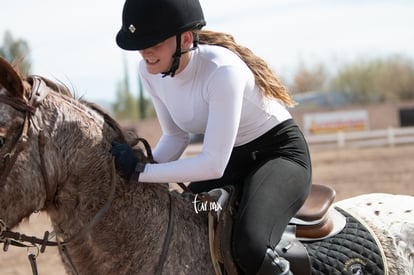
[291,62,327,94]
[330,56,414,104]
[138,76,146,119]
[378,56,414,101]
[0,30,31,75]
[112,57,139,119]
[112,57,155,120]
[136,75,156,119]
[137,75,157,119]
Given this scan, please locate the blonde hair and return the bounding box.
[197,30,296,107]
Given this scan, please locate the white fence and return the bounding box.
[306,126,414,151]
[183,127,414,156]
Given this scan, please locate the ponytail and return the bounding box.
[198,30,295,107]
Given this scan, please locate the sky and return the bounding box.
[1,0,414,103]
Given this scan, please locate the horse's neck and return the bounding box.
[37,94,118,226]
[33,94,211,272]
[41,94,115,180]
[52,180,211,274]
[51,182,186,273]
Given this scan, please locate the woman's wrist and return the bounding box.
[130,162,147,181]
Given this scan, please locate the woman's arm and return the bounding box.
[139,66,246,183]
[150,93,191,162]
[139,65,191,163]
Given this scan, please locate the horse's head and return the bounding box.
[0,56,154,232]
[0,56,115,228]
[0,57,47,227]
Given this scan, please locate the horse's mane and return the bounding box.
[28,75,155,162]
[25,75,130,145]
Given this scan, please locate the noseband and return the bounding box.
[0,76,54,205]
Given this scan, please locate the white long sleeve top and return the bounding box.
[138,44,291,183]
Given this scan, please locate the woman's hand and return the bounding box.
[111,141,139,180]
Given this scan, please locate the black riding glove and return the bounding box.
[111,141,144,181]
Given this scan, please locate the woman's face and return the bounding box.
[139,36,177,75]
[139,32,193,75]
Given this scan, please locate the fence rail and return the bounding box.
[306,126,414,150]
[183,127,414,156]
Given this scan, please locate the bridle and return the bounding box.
[0,76,117,274]
[0,76,69,272]
[0,76,59,204]
[0,77,175,275]
[0,79,37,185]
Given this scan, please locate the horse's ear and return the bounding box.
[0,56,24,98]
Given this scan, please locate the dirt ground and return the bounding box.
[311,144,414,201]
[1,144,414,274]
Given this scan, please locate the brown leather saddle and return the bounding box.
[293,184,337,239]
[211,184,339,275]
[276,184,339,275]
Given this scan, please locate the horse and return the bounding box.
[1,56,413,275]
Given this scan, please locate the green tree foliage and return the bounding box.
[112,59,139,119]
[112,58,155,120]
[0,31,31,75]
[329,56,414,104]
[136,76,155,119]
[137,75,156,119]
[112,80,139,120]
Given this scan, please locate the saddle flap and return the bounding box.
[207,186,240,274]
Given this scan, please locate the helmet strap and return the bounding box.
[162,35,182,78]
[162,33,199,78]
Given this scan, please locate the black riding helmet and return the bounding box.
[116,0,206,76]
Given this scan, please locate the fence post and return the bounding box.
[387,127,395,147]
[337,131,345,148]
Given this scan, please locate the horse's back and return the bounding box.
[336,193,414,226]
[335,193,414,274]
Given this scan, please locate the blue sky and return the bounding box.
[1,0,413,102]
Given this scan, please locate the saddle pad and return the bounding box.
[303,207,385,275]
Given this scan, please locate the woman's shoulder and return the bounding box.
[198,44,245,68]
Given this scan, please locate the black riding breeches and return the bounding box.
[188,119,312,274]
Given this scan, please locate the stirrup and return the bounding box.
[256,248,292,275]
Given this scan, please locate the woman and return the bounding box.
[112,0,312,274]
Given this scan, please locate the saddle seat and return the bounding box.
[291,184,336,239]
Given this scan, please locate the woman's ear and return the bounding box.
[181,31,194,49]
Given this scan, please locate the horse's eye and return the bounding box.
[0,136,5,148]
